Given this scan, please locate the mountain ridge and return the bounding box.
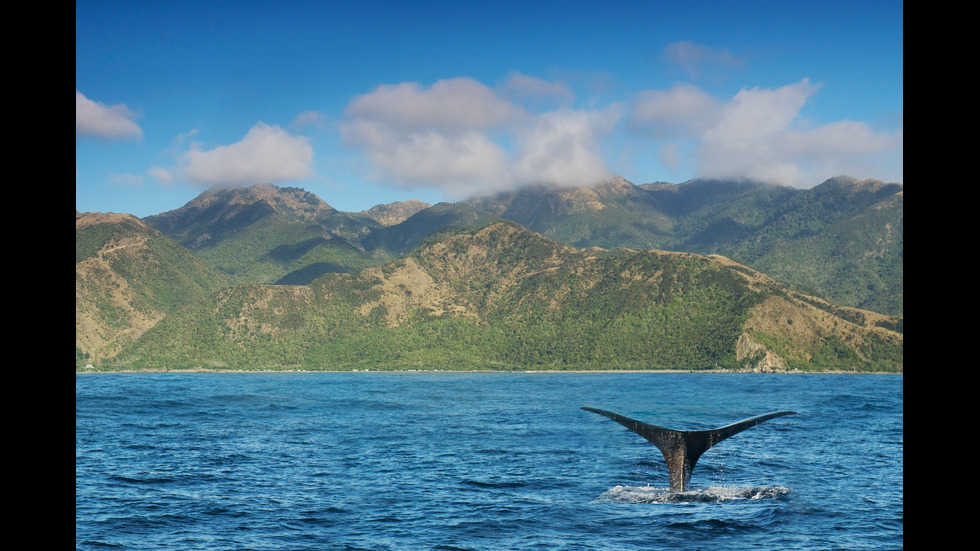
[138,175,902,313]
[77,175,902,371]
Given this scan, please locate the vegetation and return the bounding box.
[94,221,901,373]
[141,177,902,315]
[76,213,230,366]
[78,178,903,372]
[477,176,904,315]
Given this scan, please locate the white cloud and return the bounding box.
[766,121,903,183]
[346,77,524,133]
[628,79,903,186]
[343,74,901,193]
[704,80,818,145]
[146,165,173,183]
[512,109,617,187]
[346,121,510,197]
[661,41,744,79]
[76,91,143,140]
[342,77,618,198]
[180,122,313,187]
[500,72,575,105]
[697,79,904,184]
[629,84,722,138]
[292,110,328,131]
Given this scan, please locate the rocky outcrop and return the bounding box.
[735,333,789,372]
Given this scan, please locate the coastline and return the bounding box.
[76,367,901,375]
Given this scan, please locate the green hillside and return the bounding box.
[368,177,902,314]
[80,177,902,372]
[76,212,230,366]
[106,222,902,372]
[141,177,903,315]
[650,177,903,314]
[143,184,382,284]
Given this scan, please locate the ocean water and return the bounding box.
[76,372,903,550]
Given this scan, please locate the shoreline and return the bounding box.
[76,367,901,375]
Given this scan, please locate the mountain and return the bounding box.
[141,177,902,315]
[106,221,902,372]
[80,176,902,371]
[360,201,503,257]
[354,199,431,226]
[706,176,903,315]
[361,176,902,314]
[76,211,229,365]
[464,176,674,249]
[143,184,382,285]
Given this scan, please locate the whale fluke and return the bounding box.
[582,407,796,491]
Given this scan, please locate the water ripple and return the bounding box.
[77,372,903,550]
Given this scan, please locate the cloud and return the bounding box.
[291,110,328,131]
[627,79,903,186]
[344,75,901,194]
[342,77,617,198]
[661,41,744,79]
[344,120,510,196]
[629,84,722,138]
[745,120,904,184]
[705,80,818,144]
[146,165,173,183]
[500,72,575,105]
[76,91,143,140]
[179,122,314,187]
[346,77,524,133]
[109,172,144,187]
[511,109,618,187]
[698,80,903,184]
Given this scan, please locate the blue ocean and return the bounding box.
[76,372,902,550]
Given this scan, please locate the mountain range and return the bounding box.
[76,175,903,372]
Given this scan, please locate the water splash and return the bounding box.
[595,484,790,504]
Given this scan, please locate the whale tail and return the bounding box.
[582,407,796,491]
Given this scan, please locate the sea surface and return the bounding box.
[76,372,903,550]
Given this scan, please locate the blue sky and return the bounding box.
[76,1,903,217]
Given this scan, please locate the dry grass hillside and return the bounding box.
[706,253,902,371]
[77,213,164,362]
[76,212,227,364]
[82,216,901,372]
